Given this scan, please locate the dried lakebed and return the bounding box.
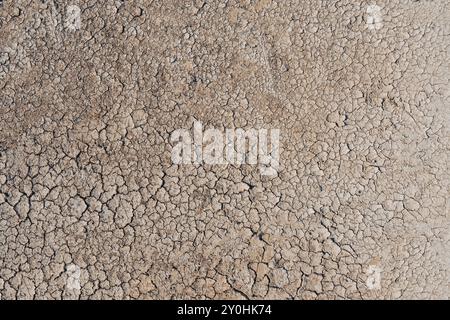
[0,0,449,299]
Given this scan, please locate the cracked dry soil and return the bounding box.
[0,0,449,300]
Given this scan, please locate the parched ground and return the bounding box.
[0,0,449,299]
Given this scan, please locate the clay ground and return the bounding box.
[0,0,449,299]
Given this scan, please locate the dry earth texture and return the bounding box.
[0,0,449,299]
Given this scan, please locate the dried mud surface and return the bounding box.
[0,0,449,299]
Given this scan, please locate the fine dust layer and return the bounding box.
[0,0,449,299]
